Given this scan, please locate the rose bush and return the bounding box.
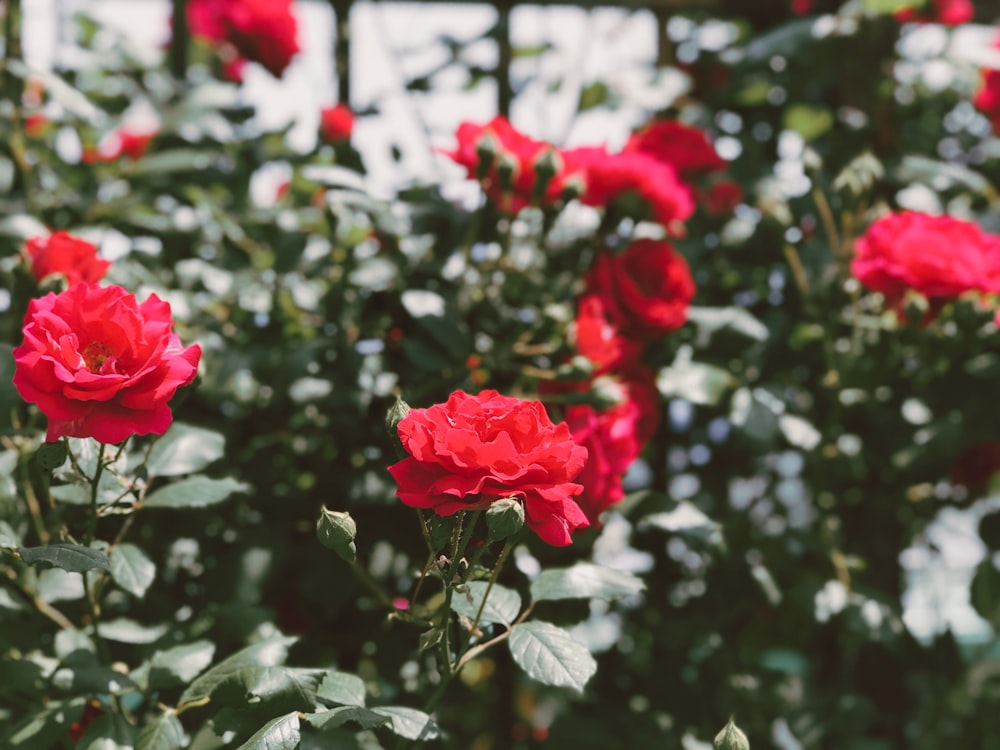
[12,283,201,443]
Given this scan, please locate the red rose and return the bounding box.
[561,147,694,234]
[25,231,110,286]
[584,239,696,337]
[564,400,642,524]
[702,180,743,216]
[388,390,589,546]
[624,120,726,179]
[851,211,1000,313]
[24,113,47,138]
[91,128,156,162]
[791,0,813,14]
[894,0,973,24]
[13,284,202,444]
[319,104,355,144]
[572,295,644,374]
[187,0,300,78]
[446,117,565,214]
[974,36,1000,134]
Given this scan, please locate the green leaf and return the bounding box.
[6,700,85,747]
[132,149,219,175]
[110,543,156,598]
[18,544,110,573]
[316,669,366,707]
[782,103,834,142]
[36,569,85,603]
[641,499,721,540]
[179,636,297,706]
[144,476,249,509]
[686,307,769,343]
[371,706,441,741]
[896,155,997,199]
[530,563,645,603]
[149,641,216,688]
[507,622,597,692]
[137,711,185,750]
[236,711,300,750]
[52,651,138,695]
[0,520,18,548]
[212,666,324,711]
[305,706,388,732]
[577,80,611,112]
[980,512,1000,550]
[971,560,1000,625]
[77,711,136,748]
[145,424,226,477]
[452,582,522,626]
[657,350,734,406]
[863,0,915,13]
[96,618,168,644]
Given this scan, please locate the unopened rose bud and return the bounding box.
[385,396,411,435]
[487,496,525,541]
[532,148,562,201]
[475,133,501,180]
[560,174,585,202]
[714,718,750,750]
[496,152,519,194]
[317,506,357,563]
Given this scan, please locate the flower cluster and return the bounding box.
[445,115,735,232]
[187,0,300,80]
[851,210,1000,319]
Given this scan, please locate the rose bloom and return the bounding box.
[446,116,565,214]
[561,147,694,235]
[25,231,110,286]
[13,283,201,444]
[564,401,642,524]
[572,295,644,375]
[791,0,812,14]
[319,104,355,143]
[895,0,973,24]
[624,120,726,179]
[974,35,1000,134]
[584,238,696,337]
[702,180,743,216]
[84,128,156,163]
[24,113,48,138]
[851,211,1000,313]
[187,0,300,78]
[388,389,590,546]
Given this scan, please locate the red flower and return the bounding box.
[187,0,300,78]
[319,104,355,143]
[446,117,565,214]
[791,0,813,14]
[894,0,973,25]
[13,284,202,444]
[388,390,589,546]
[702,180,743,216]
[24,114,47,138]
[561,147,694,234]
[25,231,110,286]
[89,128,156,163]
[584,239,696,337]
[572,295,644,374]
[624,120,726,179]
[974,35,1000,134]
[565,401,642,524]
[851,211,1000,313]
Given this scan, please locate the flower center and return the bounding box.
[82,341,115,373]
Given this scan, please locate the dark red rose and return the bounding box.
[319,104,355,143]
[624,120,726,179]
[702,180,743,216]
[561,147,694,235]
[851,211,1000,314]
[188,0,300,78]
[446,116,565,214]
[13,284,201,444]
[25,231,110,286]
[388,390,589,546]
[895,0,973,24]
[584,239,696,337]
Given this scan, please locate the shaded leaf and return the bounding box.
[236,711,300,750]
[372,706,441,741]
[305,706,388,732]
[110,543,156,598]
[531,563,644,603]
[18,544,109,573]
[137,711,185,750]
[179,636,297,706]
[144,476,248,509]
[316,670,366,707]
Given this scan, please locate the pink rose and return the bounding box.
[13,284,201,444]
[25,231,110,286]
[561,147,695,234]
[584,239,696,337]
[187,0,299,78]
[319,104,355,143]
[624,120,726,179]
[446,116,565,214]
[388,390,589,546]
[851,211,1000,314]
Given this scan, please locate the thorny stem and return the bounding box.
[468,541,512,641]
